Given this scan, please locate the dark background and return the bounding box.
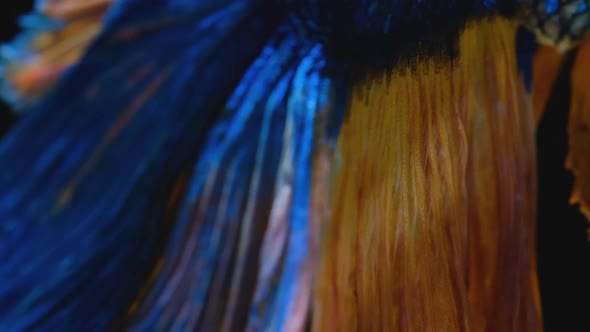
[0,2,588,330]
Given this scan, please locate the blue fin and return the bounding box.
[126,20,347,331]
[0,0,280,330]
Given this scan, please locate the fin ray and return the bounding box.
[0,1,280,330]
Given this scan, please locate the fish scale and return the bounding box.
[520,0,590,50]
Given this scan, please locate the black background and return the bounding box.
[0,2,588,330]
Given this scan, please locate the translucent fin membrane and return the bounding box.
[0,0,114,110]
[314,17,540,331]
[123,21,346,331]
[0,0,281,329]
[461,19,541,332]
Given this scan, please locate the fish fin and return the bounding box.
[125,22,347,332]
[566,36,590,220]
[314,17,540,331]
[0,0,114,110]
[0,1,281,330]
[460,19,541,332]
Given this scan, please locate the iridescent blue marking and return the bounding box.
[0,0,280,330]
[545,0,559,14]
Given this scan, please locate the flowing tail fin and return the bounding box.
[0,0,115,110]
[0,1,285,330]
[125,21,346,331]
[314,17,541,331]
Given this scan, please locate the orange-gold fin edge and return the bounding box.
[0,0,115,109]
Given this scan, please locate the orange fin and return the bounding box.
[461,20,541,332]
[39,0,113,20]
[0,0,114,110]
[314,17,541,331]
[566,36,590,220]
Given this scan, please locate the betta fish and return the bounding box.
[0,0,589,331]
